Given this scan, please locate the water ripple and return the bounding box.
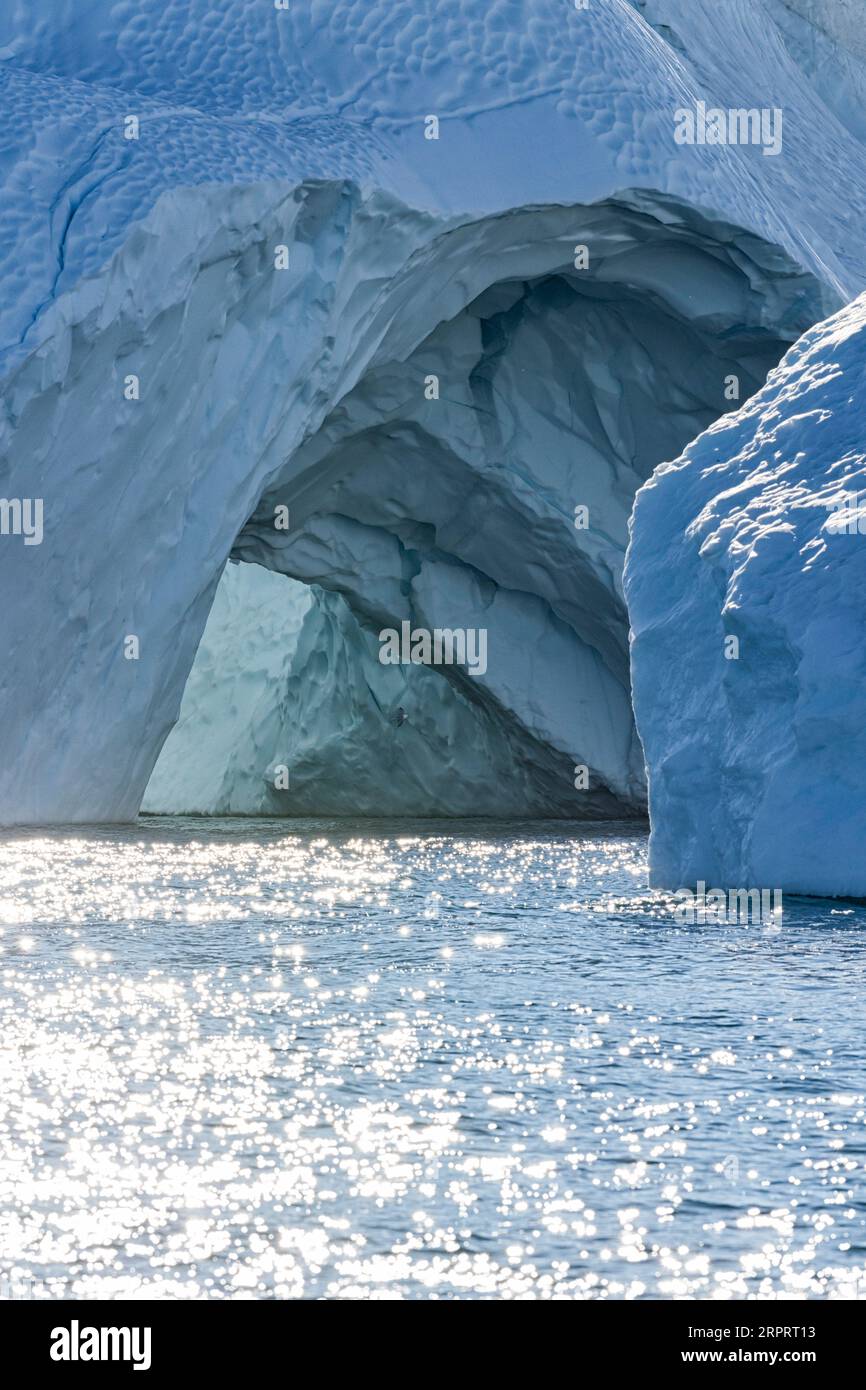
[0,817,864,1300]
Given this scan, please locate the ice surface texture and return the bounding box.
[0,1,863,823]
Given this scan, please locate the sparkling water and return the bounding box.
[1,818,864,1300]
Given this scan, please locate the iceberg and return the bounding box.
[626,291,866,898]
[0,1,864,823]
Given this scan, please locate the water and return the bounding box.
[0,817,864,1301]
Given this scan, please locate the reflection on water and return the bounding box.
[0,817,864,1300]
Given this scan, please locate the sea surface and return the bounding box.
[0,817,864,1301]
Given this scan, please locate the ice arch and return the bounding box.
[135,190,826,819]
[0,181,840,824]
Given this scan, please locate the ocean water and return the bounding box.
[0,817,864,1302]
